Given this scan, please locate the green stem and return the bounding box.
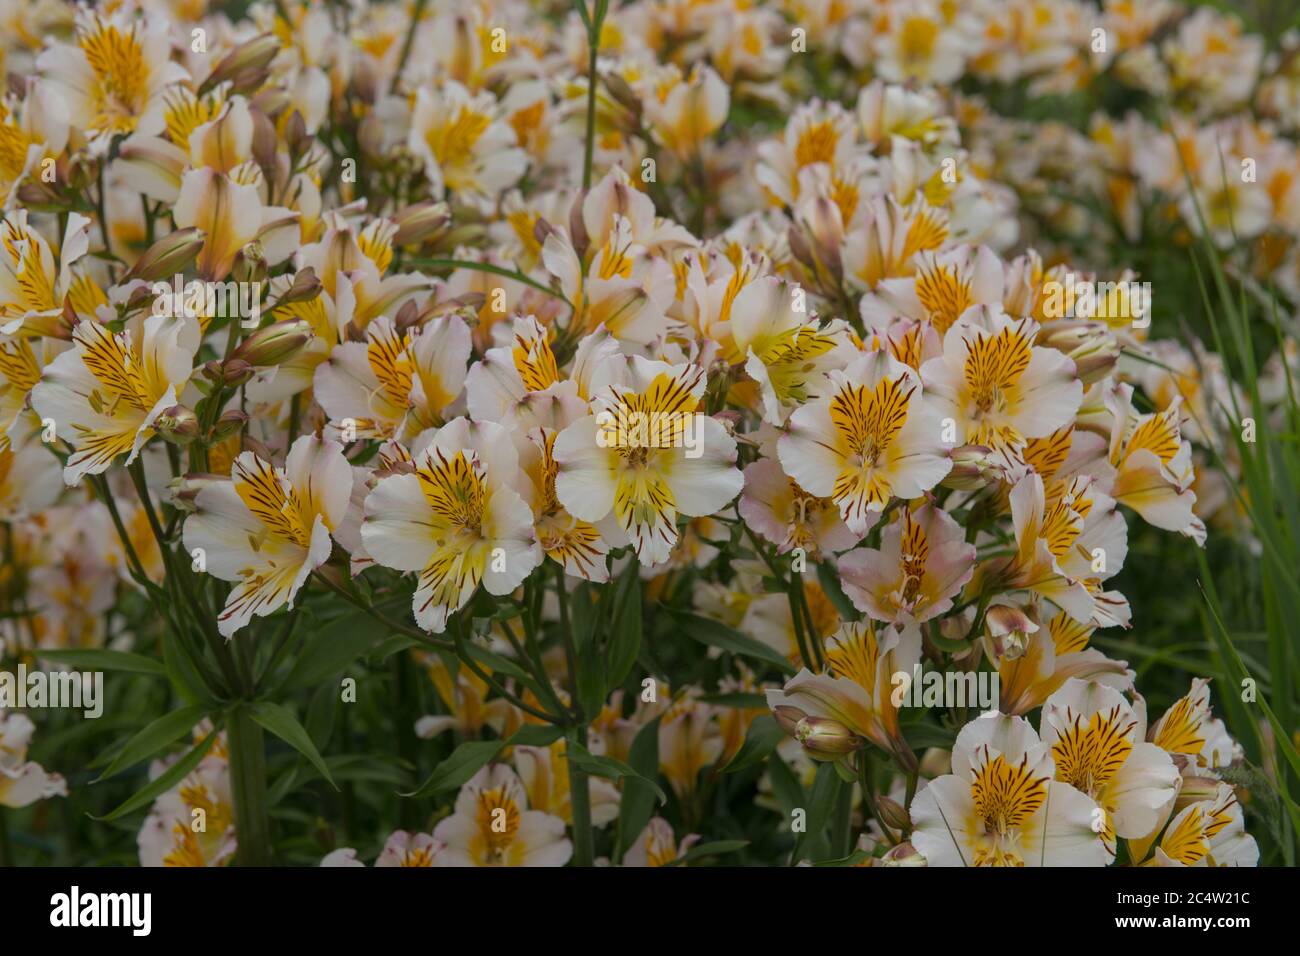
[0,807,11,865]
[831,777,853,858]
[567,725,594,867]
[226,704,271,866]
[581,29,599,191]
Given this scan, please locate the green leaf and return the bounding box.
[667,608,795,674]
[35,648,165,676]
[667,839,749,866]
[792,762,840,864]
[723,715,784,774]
[401,739,503,798]
[617,717,661,861]
[94,705,209,781]
[95,731,218,822]
[568,738,666,804]
[604,566,643,694]
[250,702,338,790]
[901,720,957,751]
[280,609,388,691]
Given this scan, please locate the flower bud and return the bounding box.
[1172,776,1225,813]
[208,358,254,387]
[200,34,280,96]
[983,604,1039,663]
[1039,320,1120,386]
[212,409,249,441]
[232,241,267,286]
[794,716,862,760]
[232,319,313,367]
[877,796,911,833]
[127,228,207,283]
[154,405,200,444]
[880,842,926,867]
[167,473,225,511]
[392,201,451,246]
[940,445,1003,490]
[274,268,322,308]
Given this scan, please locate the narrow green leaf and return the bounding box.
[668,608,795,674]
[95,731,218,821]
[401,739,503,798]
[35,648,165,676]
[568,738,666,804]
[250,701,338,790]
[94,705,209,781]
[617,717,661,861]
[723,715,784,774]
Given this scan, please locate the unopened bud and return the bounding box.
[794,716,862,759]
[1039,321,1120,386]
[154,405,200,444]
[232,318,313,366]
[232,241,267,286]
[877,796,911,832]
[940,445,1003,490]
[880,842,926,867]
[392,201,451,246]
[200,34,280,96]
[127,228,206,283]
[212,409,249,441]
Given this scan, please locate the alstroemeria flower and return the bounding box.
[138,749,235,867]
[465,315,596,431]
[1040,679,1180,857]
[755,100,863,210]
[0,418,61,519]
[414,653,520,741]
[1144,783,1259,867]
[433,764,572,867]
[843,195,950,291]
[0,79,69,207]
[778,350,951,536]
[623,817,701,867]
[998,609,1133,715]
[920,307,1082,467]
[314,313,471,442]
[1106,386,1206,546]
[31,314,201,485]
[554,356,743,567]
[294,214,433,333]
[515,739,621,827]
[0,708,66,808]
[974,471,1131,629]
[182,435,351,637]
[838,501,976,624]
[0,210,97,336]
[361,417,542,633]
[407,81,528,201]
[738,455,858,557]
[375,831,444,867]
[36,9,189,150]
[516,426,609,582]
[911,712,1109,867]
[173,168,300,280]
[644,64,730,159]
[730,275,854,425]
[862,244,1003,336]
[1145,678,1238,772]
[767,620,921,767]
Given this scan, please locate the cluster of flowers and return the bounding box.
[0,0,1282,867]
